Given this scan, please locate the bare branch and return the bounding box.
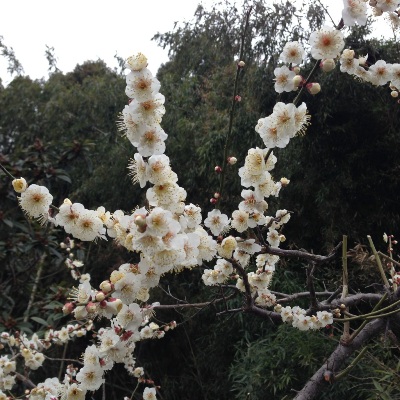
[293,318,385,400]
[263,241,342,265]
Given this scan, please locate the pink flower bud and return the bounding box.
[235,95,242,102]
[85,302,97,314]
[292,66,300,74]
[214,166,222,173]
[62,302,75,315]
[306,83,321,95]
[227,156,237,165]
[210,198,218,204]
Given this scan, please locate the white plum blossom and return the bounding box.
[309,26,345,60]
[376,0,398,12]
[125,68,161,101]
[342,0,368,26]
[136,124,168,156]
[125,53,148,71]
[279,41,305,65]
[204,209,230,236]
[143,387,157,400]
[19,184,53,219]
[369,60,393,86]
[273,66,295,93]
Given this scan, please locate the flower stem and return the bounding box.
[0,162,16,180]
[217,7,252,208]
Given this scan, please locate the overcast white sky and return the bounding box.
[0,0,394,84]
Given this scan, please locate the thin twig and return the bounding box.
[367,235,390,288]
[217,6,252,207]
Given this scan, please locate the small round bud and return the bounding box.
[279,234,286,242]
[358,56,368,66]
[134,215,146,228]
[100,280,112,293]
[320,58,336,72]
[60,242,67,249]
[292,66,300,74]
[69,253,74,258]
[99,300,107,308]
[293,75,303,88]
[280,177,290,186]
[238,61,245,68]
[86,302,97,314]
[210,198,218,204]
[391,91,399,98]
[340,303,346,309]
[214,192,220,199]
[95,291,106,302]
[12,177,27,193]
[62,302,75,315]
[227,156,237,165]
[126,53,148,71]
[235,95,242,102]
[214,166,222,173]
[274,304,282,313]
[342,49,355,60]
[306,82,321,95]
[63,198,72,205]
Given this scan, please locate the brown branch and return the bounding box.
[273,290,334,303]
[307,263,319,312]
[15,371,36,389]
[263,241,342,265]
[293,318,386,400]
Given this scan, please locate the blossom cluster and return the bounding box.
[276,305,334,331]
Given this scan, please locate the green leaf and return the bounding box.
[31,316,48,326]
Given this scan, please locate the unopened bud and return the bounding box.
[320,58,335,72]
[210,198,218,204]
[341,49,355,60]
[62,302,75,315]
[63,198,72,206]
[238,60,245,68]
[12,177,27,193]
[227,156,237,165]
[95,291,105,302]
[134,215,147,228]
[391,91,399,98]
[279,234,286,242]
[214,192,220,199]
[280,177,290,186]
[100,280,112,293]
[214,166,222,173]
[293,75,303,88]
[86,302,97,314]
[235,95,242,102]
[292,66,300,74]
[306,82,321,95]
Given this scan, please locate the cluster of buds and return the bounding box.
[389,82,399,101]
[210,192,220,205]
[291,66,321,95]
